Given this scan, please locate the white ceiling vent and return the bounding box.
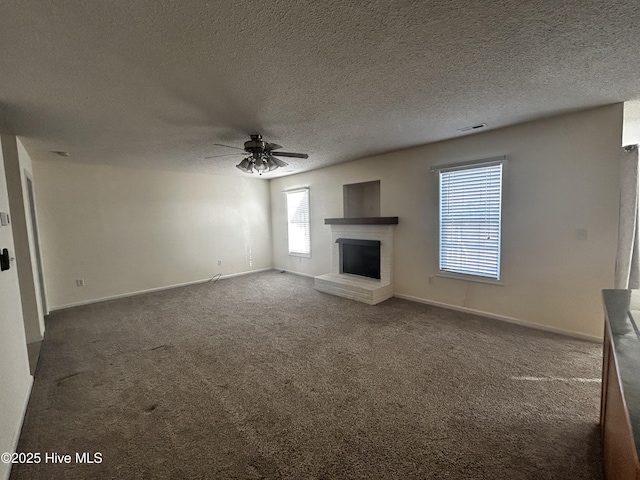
[457,123,487,133]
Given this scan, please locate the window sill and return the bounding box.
[436,272,504,286]
[288,252,311,259]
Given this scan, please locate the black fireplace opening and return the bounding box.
[336,238,381,280]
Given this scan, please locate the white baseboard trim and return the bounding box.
[393,293,603,343]
[217,267,274,280]
[273,268,317,279]
[25,333,43,344]
[50,268,274,312]
[3,376,34,480]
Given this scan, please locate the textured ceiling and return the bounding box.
[0,0,639,178]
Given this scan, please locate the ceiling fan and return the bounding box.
[206,134,309,175]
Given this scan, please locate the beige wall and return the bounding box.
[34,160,273,309]
[0,136,32,480]
[270,105,623,339]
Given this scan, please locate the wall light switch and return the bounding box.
[0,212,9,226]
[76,279,85,287]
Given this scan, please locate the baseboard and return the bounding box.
[3,375,34,480]
[273,268,317,279]
[216,267,274,280]
[393,293,603,343]
[25,332,44,344]
[49,268,274,312]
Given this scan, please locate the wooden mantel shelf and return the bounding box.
[324,217,399,225]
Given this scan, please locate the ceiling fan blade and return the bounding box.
[204,153,245,159]
[266,143,283,151]
[270,151,308,159]
[212,143,245,151]
[268,155,288,167]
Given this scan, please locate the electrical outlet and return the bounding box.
[428,276,433,284]
[76,279,84,287]
[217,260,222,266]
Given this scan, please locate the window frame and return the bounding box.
[285,187,311,258]
[435,157,505,283]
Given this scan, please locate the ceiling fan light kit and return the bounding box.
[213,134,308,175]
[236,158,253,173]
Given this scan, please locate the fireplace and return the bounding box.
[314,217,398,305]
[336,238,381,279]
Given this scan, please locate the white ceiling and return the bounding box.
[0,0,639,178]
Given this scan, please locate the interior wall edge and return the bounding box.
[1,135,43,342]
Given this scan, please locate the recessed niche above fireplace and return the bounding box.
[343,180,380,217]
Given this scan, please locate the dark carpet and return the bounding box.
[11,271,604,479]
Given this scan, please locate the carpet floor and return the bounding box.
[11,271,604,479]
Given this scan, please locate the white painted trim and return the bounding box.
[274,268,316,279]
[217,267,273,280]
[393,293,603,343]
[435,272,504,286]
[430,155,507,173]
[25,332,44,344]
[282,186,310,194]
[4,376,34,480]
[288,252,312,259]
[49,268,274,311]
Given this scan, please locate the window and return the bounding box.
[286,188,310,257]
[438,160,503,280]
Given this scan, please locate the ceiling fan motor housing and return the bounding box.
[244,134,266,154]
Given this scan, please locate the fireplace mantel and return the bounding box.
[324,217,398,225]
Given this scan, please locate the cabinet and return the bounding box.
[601,290,640,479]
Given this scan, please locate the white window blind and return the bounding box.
[286,188,311,256]
[439,161,503,279]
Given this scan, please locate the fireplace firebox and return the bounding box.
[336,238,381,280]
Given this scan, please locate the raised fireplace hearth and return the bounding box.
[314,217,397,305]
